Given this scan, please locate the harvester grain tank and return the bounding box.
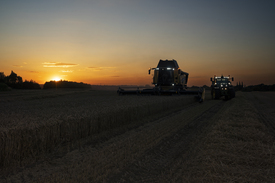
[117,59,205,102]
[210,75,235,100]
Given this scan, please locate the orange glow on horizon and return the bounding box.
[51,77,62,81]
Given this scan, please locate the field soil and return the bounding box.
[0,89,275,182]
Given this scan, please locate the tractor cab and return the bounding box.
[210,75,235,100]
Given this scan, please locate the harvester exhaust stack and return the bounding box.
[117,59,205,102]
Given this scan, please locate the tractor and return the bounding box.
[210,75,235,100]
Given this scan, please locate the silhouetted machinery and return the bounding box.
[210,75,235,100]
[117,59,205,102]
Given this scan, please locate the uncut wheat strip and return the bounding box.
[6,102,190,182]
[0,96,198,182]
[0,95,195,169]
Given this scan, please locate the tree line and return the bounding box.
[0,71,91,90]
[242,84,275,92]
[0,71,41,90]
[43,80,91,89]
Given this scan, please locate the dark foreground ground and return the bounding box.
[0,90,275,182]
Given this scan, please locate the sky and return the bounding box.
[1,0,275,86]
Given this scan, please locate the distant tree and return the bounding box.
[43,80,91,89]
[23,80,41,89]
[0,71,41,89]
[235,81,244,91]
[0,72,5,83]
[43,81,57,89]
[5,71,23,89]
[7,71,17,84]
[242,83,275,92]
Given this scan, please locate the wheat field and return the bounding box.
[1,89,275,182]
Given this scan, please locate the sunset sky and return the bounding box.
[1,0,275,86]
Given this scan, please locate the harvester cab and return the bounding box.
[210,75,235,100]
[118,59,205,102]
[148,59,188,91]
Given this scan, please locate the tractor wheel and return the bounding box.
[211,89,215,99]
[214,90,220,99]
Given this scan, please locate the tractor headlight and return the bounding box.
[167,67,172,70]
[225,88,227,90]
[172,83,174,86]
[221,84,223,87]
[155,68,159,70]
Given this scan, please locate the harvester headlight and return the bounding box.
[155,68,159,70]
[214,83,217,85]
[225,88,227,90]
[221,84,223,87]
[167,67,172,70]
[172,83,174,86]
[226,85,228,87]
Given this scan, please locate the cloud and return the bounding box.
[29,71,39,73]
[87,66,116,71]
[60,70,73,73]
[43,62,78,68]
[12,65,23,67]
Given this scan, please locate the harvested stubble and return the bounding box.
[0,90,196,168]
[161,92,275,182]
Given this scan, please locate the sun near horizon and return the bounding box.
[51,77,62,81]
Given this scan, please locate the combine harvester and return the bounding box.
[117,59,205,102]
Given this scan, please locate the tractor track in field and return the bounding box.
[106,99,228,182]
[246,92,275,139]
